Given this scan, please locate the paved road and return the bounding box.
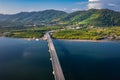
[46,33,65,80]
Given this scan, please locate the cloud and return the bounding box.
[63,8,67,11]
[108,3,117,7]
[71,8,80,11]
[87,0,120,11]
[88,2,102,9]
[89,0,100,2]
[58,8,67,11]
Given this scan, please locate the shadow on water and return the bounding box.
[53,40,120,80]
[53,39,74,79]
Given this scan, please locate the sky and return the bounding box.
[0,0,120,14]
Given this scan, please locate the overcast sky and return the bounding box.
[0,0,120,14]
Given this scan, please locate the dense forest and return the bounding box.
[0,9,120,28]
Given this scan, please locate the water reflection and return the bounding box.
[0,37,53,80]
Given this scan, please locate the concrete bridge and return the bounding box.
[45,32,65,80]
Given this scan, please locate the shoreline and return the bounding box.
[0,36,43,40]
[53,39,118,42]
[0,36,120,42]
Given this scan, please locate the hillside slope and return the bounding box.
[0,10,67,27]
[0,9,120,27]
[60,9,120,27]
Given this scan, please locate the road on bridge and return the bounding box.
[46,32,65,80]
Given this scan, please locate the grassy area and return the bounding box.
[52,27,120,40]
[1,26,62,38]
[1,25,120,40]
[10,31,43,38]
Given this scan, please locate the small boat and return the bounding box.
[52,71,55,75]
[35,38,39,41]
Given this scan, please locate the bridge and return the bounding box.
[45,32,65,80]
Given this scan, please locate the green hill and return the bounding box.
[0,10,67,27]
[59,9,120,27]
[0,9,120,28]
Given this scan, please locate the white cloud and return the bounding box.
[63,8,67,11]
[58,8,67,11]
[89,0,100,2]
[71,8,80,11]
[88,0,120,11]
[108,3,117,7]
[88,2,102,9]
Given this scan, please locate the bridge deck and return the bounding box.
[46,33,65,80]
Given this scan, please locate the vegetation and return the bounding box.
[1,26,62,38]
[52,27,120,40]
[59,9,120,27]
[0,9,120,28]
[0,9,120,40]
[7,30,43,38]
[0,10,66,27]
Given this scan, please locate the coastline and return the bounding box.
[0,36,120,42]
[0,36,43,41]
[53,39,116,42]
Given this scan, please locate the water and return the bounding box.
[53,40,120,80]
[1,37,120,80]
[0,37,53,80]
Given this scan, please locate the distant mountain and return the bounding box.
[0,9,120,28]
[0,10,67,27]
[59,9,120,27]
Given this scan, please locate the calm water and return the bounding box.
[1,37,120,80]
[53,40,120,80]
[0,37,53,80]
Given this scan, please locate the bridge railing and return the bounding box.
[46,33,65,80]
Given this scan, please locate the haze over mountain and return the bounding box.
[0,9,120,28]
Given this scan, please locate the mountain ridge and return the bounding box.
[59,9,120,26]
[0,9,120,27]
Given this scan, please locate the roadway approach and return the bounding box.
[45,32,65,80]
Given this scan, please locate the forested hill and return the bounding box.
[0,10,67,27]
[60,9,120,27]
[0,9,120,27]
